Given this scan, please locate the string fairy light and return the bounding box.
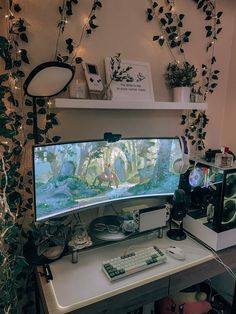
[0,156,15,221]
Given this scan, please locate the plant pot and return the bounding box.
[173,87,191,103]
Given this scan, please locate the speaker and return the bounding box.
[173,136,190,174]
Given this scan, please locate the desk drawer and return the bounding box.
[69,277,168,314]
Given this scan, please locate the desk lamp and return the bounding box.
[167,189,187,241]
[23,61,75,143]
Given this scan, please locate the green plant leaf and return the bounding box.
[38,108,46,114]
[75,57,83,64]
[52,136,61,143]
[159,38,165,46]
[160,18,167,26]
[27,133,34,140]
[26,119,33,125]
[197,1,204,9]
[211,83,217,88]
[153,2,158,9]
[20,33,28,43]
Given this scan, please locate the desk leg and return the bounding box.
[231,281,236,314]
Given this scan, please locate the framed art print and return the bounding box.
[105,57,154,101]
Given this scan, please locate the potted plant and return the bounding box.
[165,62,198,102]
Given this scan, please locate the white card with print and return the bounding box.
[105,57,154,101]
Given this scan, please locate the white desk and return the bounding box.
[37,232,214,314]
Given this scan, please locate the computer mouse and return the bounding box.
[165,246,185,260]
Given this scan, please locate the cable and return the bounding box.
[186,231,236,281]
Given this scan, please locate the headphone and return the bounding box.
[173,136,190,174]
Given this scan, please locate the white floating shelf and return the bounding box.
[54,98,208,110]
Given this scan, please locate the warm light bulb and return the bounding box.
[83,17,90,24]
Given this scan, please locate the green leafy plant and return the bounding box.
[166,62,198,88]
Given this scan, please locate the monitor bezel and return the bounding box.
[32,136,180,222]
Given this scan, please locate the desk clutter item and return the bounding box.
[82,62,103,94]
[69,63,88,99]
[68,229,92,251]
[102,246,167,281]
[89,215,134,241]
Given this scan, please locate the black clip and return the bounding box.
[104,132,121,143]
[40,264,53,282]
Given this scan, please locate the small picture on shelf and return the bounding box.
[104,55,154,101]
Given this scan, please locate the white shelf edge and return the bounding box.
[54,98,208,110]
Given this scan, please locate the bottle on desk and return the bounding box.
[215,147,233,168]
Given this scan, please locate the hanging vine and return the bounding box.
[55,0,103,65]
[146,0,223,151]
[146,0,191,62]
[0,1,33,312]
[181,0,222,151]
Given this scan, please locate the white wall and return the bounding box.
[6,0,236,148]
[222,7,236,153]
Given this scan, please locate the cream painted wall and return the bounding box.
[222,7,236,153]
[14,0,236,148]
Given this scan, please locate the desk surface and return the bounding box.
[37,232,214,314]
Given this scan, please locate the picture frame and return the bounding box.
[104,57,154,101]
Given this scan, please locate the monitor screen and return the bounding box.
[33,137,182,221]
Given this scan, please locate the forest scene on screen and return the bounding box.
[34,138,181,220]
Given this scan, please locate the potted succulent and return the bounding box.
[166,62,198,102]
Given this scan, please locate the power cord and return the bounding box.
[186,231,236,281]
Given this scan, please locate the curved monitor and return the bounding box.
[33,137,182,222]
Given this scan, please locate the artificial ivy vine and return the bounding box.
[0,1,31,312]
[0,0,68,312]
[0,1,104,311]
[147,0,191,62]
[55,0,103,65]
[146,0,223,151]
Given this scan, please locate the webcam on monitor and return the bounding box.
[104,132,122,143]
